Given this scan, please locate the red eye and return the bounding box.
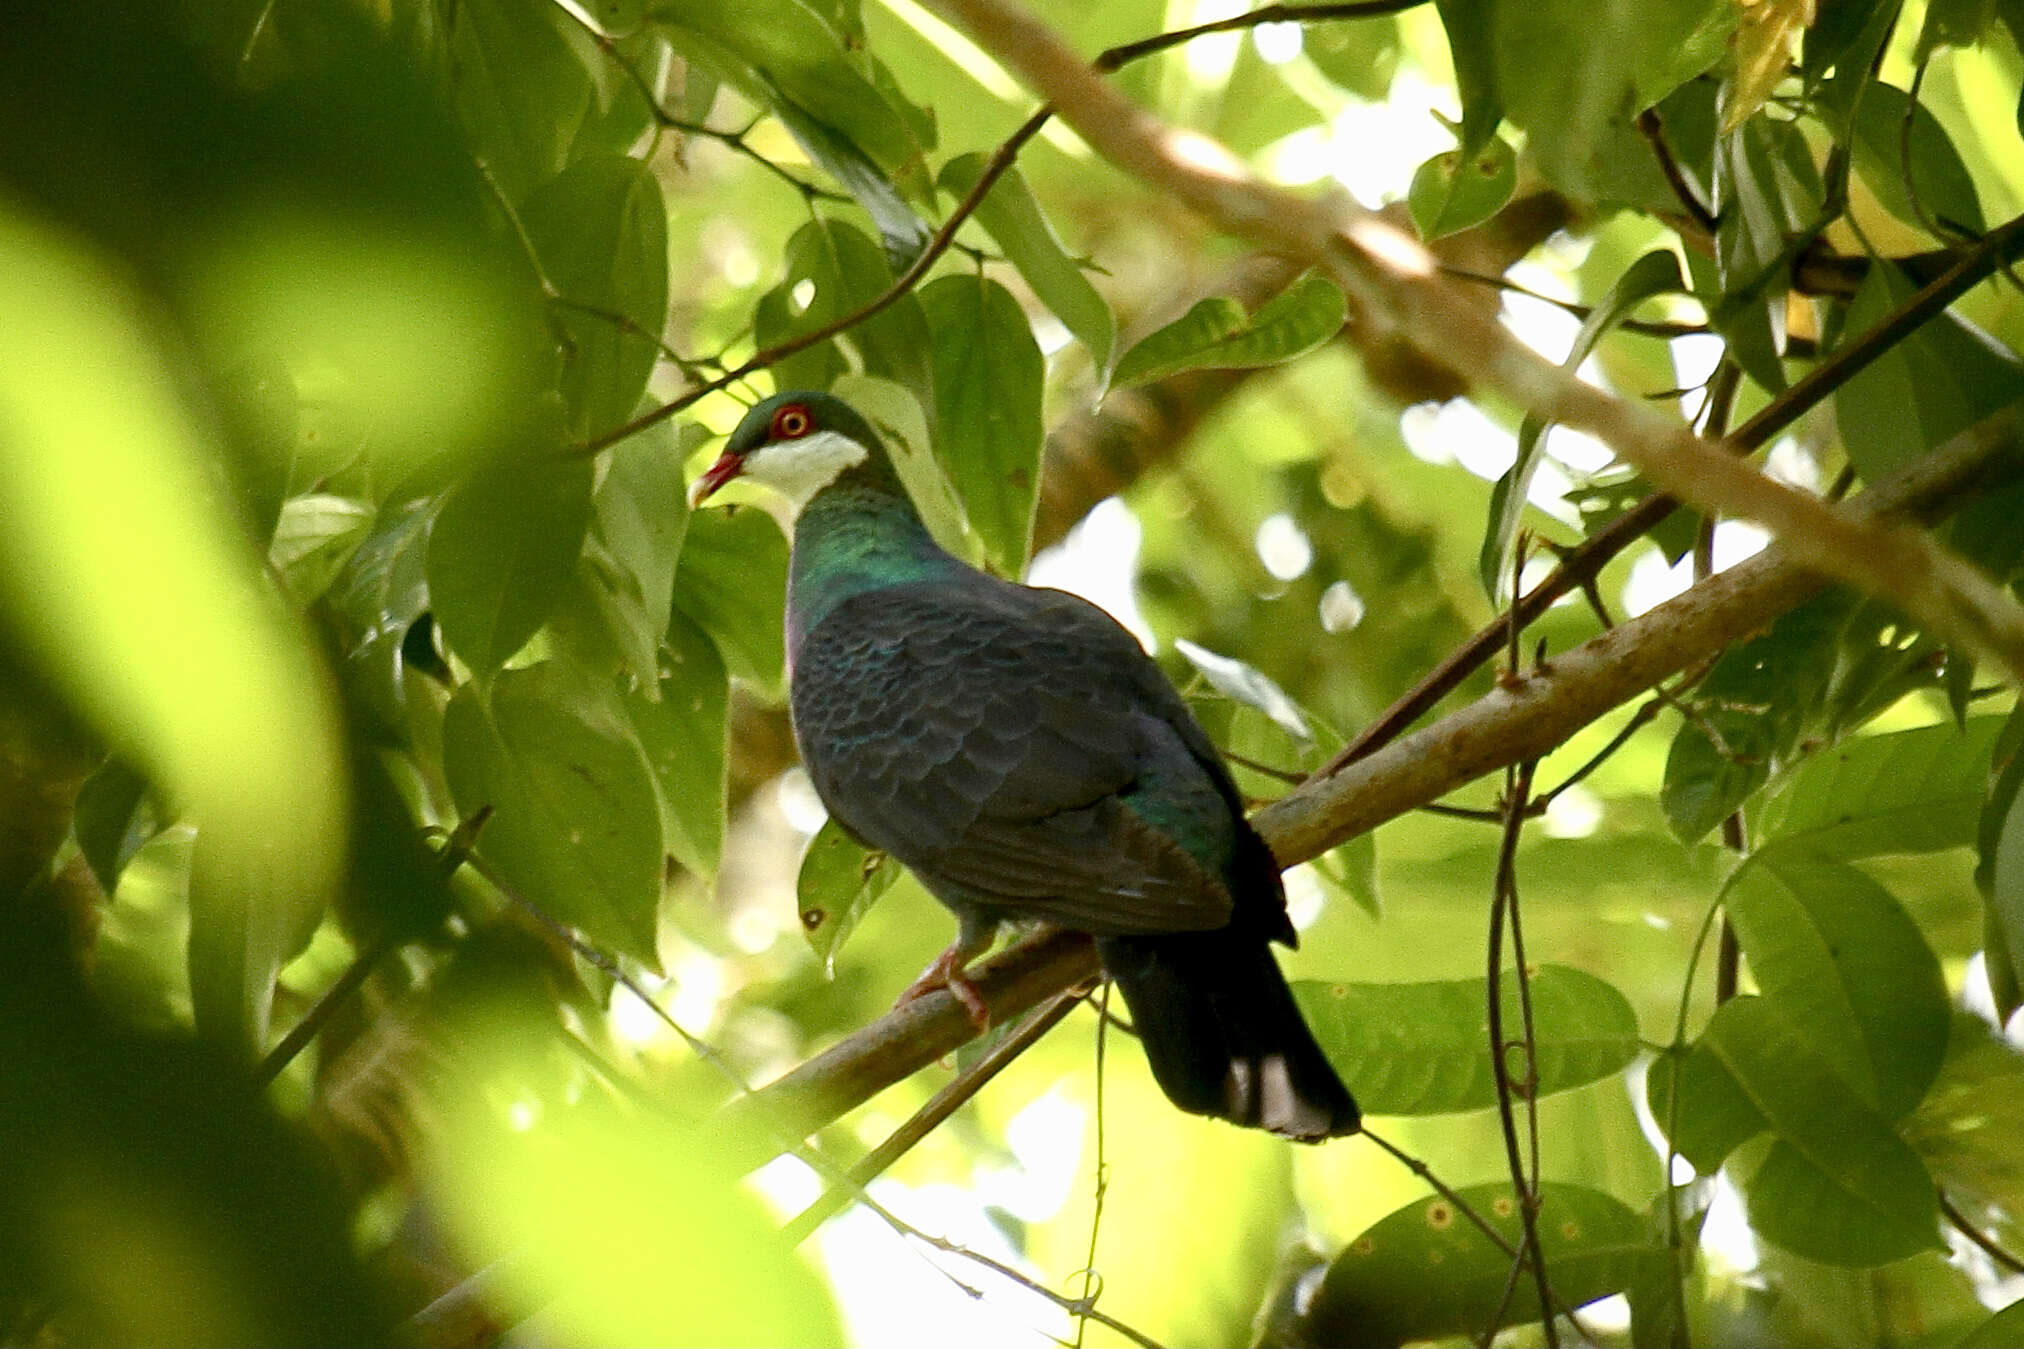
[771,404,813,439]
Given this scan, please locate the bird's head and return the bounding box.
[688,390,888,511]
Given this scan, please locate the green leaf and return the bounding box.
[1755,716,2004,860]
[1723,856,1949,1117]
[444,0,594,203]
[1906,1014,2024,1221]
[1681,997,1941,1266]
[1833,263,2024,480]
[1711,118,1823,390]
[443,664,664,963]
[918,273,1044,576]
[427,439,593,675]
[268,494,373,606]
[1481,249,1683,598]
[1306,1182,1644,1346]
[1407,132,1517,241]
[1648,1039,1769,1173]
[939,153,1114,370]
[1174,638,1310,743]
[1659,589,1858,842]
[1432,0,1501,155]
[1846,81,1986,235]
[1290,965,1640,1115]
[752,218,936,412]
[325,498,434,741]
[626,610,727,882]
[772,92,931,269]
[519,154,670,442]
[1660,707,1774,845]
[562,418,697,687]
[653,0,930,188]
[671,506,789,698]
[72,757,159,895]
[1112,272,1345,388]
[1960,1298,2024,1349]
[1308,833,1380,922]
[831,373,978,562]
[797,817,902,972]
[1984,712,2024,1018]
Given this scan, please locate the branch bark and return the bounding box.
[921,0,2024,684]
[716,405,2024,1169]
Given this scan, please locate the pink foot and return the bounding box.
[896,946,991,1029]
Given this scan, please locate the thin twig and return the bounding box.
[1482,758,1557,1347]
[1941,1191,2024,1276]
[1092,0,1430,73]
[257,806,491,1086]
[1637,106,1718,235]
[781,988,1085,1245]
[577,107,1052,455]
[1074,982,1113,1349]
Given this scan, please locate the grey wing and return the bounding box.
[792,581,1235,935]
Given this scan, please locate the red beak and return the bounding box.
[687,450,743,507]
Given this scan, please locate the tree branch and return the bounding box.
[919,0,2024,684]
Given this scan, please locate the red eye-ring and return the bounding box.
[771,404,813,439]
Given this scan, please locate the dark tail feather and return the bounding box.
[1097,932,1360,1142]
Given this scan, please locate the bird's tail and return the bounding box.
[1097,930,1360,1141]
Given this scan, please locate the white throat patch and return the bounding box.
[742,429,870,513]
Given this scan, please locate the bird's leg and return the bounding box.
[895,911,995,1029]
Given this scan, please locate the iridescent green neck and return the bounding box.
[787,480,961,648]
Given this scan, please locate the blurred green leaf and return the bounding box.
[1711,117,1822,390]
[443,664,663,963]
[1433,0,1501,154]
[0,203,345,1055]
[1906,1014,2024,1220]
[1306,1182,1644,1347]
[1176,637,1313,744]
[940,152,1115,370]
[626,610,728,882]
[269,494,374,606]
[772,92,932,268]
[797,817,903,972]
[654,0,931,189]
[1407,133,1517,241]
[1960,1297,2024,1349]
[1113,272,1345,388]
[435,1053,841,1347]
[520,154,670,441]
[1661,707,1776,845]
[1833,263,2024,480]
[919,272,1045,575]
[445,0,595,202]
[1291,965,1640,1115]
[428,439,593,676]
[1845,81,1986,235]
[672,506,789,698]
[1723,857,1949,1117]
[72,757,159,896]
[1482,248,1683,598]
